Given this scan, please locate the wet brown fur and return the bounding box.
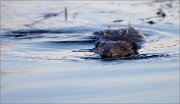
[94,27,145,58]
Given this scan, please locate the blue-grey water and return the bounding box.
[0,1,179,103]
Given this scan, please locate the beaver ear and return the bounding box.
[131,42,138,50]
[95,41,100,48]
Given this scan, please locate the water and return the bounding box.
[0,0,179,103]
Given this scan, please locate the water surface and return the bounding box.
[0,0,179,103]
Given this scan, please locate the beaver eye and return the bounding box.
[131,42,138,50]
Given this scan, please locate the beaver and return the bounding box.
[94,27,146,58]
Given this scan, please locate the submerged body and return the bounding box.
[94,27,146,58]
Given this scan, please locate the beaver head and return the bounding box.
[95,40,138,58]
[94,27,145,58]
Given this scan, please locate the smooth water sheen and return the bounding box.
[0,1,179,103]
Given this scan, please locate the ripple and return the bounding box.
[47,40,95,44]
[83,53,170,61]
[4,26,97,37]
[1,20,179,62]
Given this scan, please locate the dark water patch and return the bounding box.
[2,27,97,41]
[47,40,96,44]
[2,33,45,40]
[17,35,45,40]
[4,34,28,38]
[3,30,47,39]
[9,29,49,34]
[83,53,170,61]
[84,36,98,40]
[2,29,98,42]
[5,27,96,36]
[129,53,170,60]
[14,51,171,62]
[72,49,94,52]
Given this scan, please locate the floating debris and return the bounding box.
[147,20,156,24]
[156,8,166,18]
[64,7,68,21]
[113,20,123,23]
